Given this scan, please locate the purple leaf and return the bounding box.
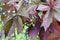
[52,10,60,21]
[46,0,50,4]
[42,10,53,31]
[27,26,39,38]
[27,17,42,38]
[26,5,38,15]
[39,27,48,40]
[54,0,60,8]
[0,0,9,3]
[37,4,49,11]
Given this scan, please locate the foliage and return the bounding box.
[0,0,60,40]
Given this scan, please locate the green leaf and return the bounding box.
[30,35,39,40]
[38,12,42,18]
[14,16,23,33]
[3,19,13,36]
